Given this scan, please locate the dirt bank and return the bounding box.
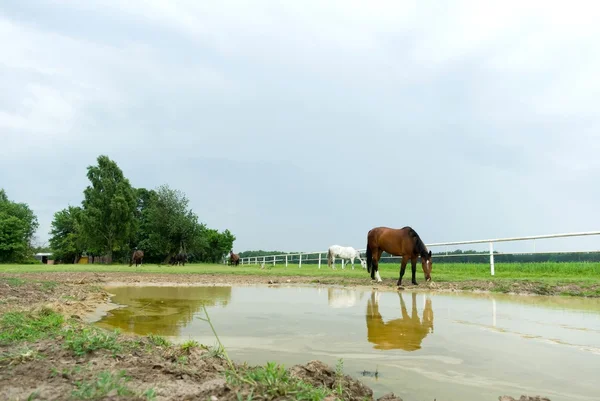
[0,274,553,400]
[2,270,597,298]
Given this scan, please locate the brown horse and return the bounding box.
[229,251,240,266]
[366,226,432,285]
[129,249,144,267]
[366,290,433,351]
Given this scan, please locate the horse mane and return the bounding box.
[406,227,428,259]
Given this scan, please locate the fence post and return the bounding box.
[299,253,302,268]
[489,242,495,276]
[285,255,288,267]
[263,256,266,266]
[273,255,276,266]
[255,257,258,265]
[318,253,322,269]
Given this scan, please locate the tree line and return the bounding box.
[0,155,235,265]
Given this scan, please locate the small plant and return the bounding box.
[197,305,236,372]
[143,387,157,400]
[147,333,170,347]
[226,362,332,400]
[63,326,121,356]
[335,358,344,397]
[4,277,26,287]
[180,339,199,353]
[72,370,133,399]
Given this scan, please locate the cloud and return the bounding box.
[1,0,599,253]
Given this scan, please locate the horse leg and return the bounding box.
[370,250,378,280]
[397,256,408,286]
[351,257,355,270]
[411,256,418,285]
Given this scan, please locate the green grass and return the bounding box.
[1,261,598,284]
[0,308,64,345]
[72,370,134,399]
[226,361,333,401]
[64,326,122,356]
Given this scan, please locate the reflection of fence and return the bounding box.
[237,231,600,276]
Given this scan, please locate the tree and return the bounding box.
[0,189,39,263]
[79,155,137,263]
[48,206,85,263]
[198,228,236,263]
[139,185,203,261]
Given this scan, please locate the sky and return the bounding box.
[1,0,599,254]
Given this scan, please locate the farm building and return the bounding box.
[34,252,54,264]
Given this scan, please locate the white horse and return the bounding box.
[327,245,367,270]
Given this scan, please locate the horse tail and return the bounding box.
[327,248,332,268]
[366,245,372,273]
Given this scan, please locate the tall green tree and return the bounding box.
[198,227,236,263]
[140,185,202,260]
[0,189,39,263]
[79,155,137,263]
[48,206,85,263]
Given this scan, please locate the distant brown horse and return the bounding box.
[366,226,432,285]
[130,250,144,267]
[229,251,240,266]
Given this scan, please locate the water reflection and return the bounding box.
[327,288,365,308]
[365,290,434,351]
[95,286,232,336]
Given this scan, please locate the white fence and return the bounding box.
[235,231,600,276]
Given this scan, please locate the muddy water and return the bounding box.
[95,285,600,401]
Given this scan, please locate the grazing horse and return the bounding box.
[169,252,188,266]
[229,251,240,266]
[327,245,366,270]
[366,226,432,285]
[129,250,144,267]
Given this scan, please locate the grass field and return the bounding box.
[1,261,598,284]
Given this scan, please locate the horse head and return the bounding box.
[421,250,432,282]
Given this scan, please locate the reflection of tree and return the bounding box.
[96,286,232,336]
[365,290,434,351]
[327,288,364,308]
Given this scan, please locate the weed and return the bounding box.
[180,339,199,353]
[143,388,157,400]
[335,358,344,397]
[72,370,133,399]
[27,391,40,400]
[227,361,332,400]
[63,326,121,356]
[0,309,64,345]
[3,277,26,286]
[197,305,236,372]
[0,346,41,365]
[40,281,59,291]
[147,333,170,347]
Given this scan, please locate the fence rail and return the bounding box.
[233,231,600,275]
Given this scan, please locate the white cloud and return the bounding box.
[1,0,599,250]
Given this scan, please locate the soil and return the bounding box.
[0,272,555,400]
[2,271,596,298]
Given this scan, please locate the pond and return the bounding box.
[94,285,600,401]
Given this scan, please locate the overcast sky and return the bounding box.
[1,0,599,254]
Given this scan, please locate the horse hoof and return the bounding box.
[397,286,405,291]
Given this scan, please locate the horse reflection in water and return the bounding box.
[326,288,365,309]
[365,290,433,351]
